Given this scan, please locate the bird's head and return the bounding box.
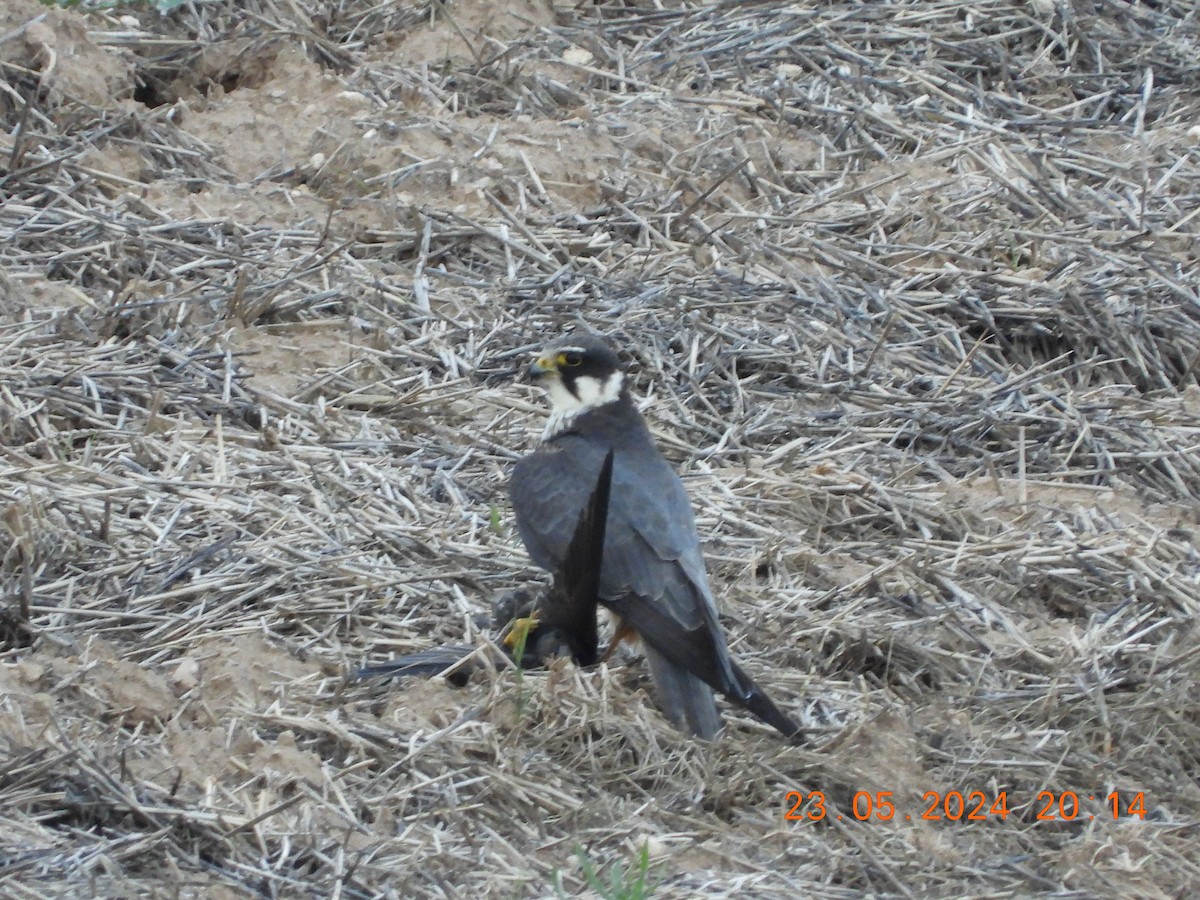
[528,333,626,430]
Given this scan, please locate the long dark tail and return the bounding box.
[726,659,803,741]
[610,594,803,741]
[644,645,722,740]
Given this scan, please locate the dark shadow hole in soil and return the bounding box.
[133,68,244,111]
[132,78,169,109]
[215,73,241,95]
[0,606,34,652]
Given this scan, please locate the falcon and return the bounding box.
[510,333,801,740]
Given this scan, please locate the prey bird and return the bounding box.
[354,449,614,680]
[510,333,801,740]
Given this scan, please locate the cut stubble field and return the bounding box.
[1,0,1199,897]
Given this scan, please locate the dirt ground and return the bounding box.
[2,0,1199,897]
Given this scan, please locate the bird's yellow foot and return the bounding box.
[503,611,541,660]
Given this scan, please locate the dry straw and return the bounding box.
[1,0,1198,896]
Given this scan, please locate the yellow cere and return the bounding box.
[554,353,570,368]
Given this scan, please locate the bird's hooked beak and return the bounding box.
[527,354,558,381]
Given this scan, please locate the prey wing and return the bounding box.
[532,449,614,665]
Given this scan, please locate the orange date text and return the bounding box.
[784,790,1147,823]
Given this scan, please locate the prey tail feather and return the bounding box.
[354,645,477,682]
[571,449,613,609]
[539,449,613,665]
[644,644,722,740]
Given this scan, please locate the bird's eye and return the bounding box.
[560,352,583,367]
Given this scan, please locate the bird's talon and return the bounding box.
[503,611,541,650]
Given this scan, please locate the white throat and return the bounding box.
[542,371,624,438]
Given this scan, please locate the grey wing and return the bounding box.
[602,451,720,630]
[511,437,716,629]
